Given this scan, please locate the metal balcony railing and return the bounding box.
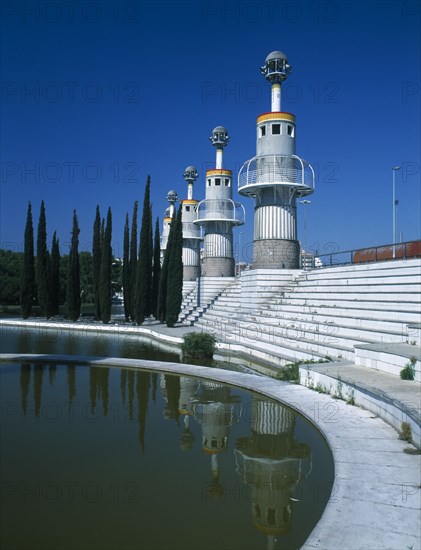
[238,154,314,194]
[194,198,245,226]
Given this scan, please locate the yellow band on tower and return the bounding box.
[257,112,296,124]
[206,169,232,177]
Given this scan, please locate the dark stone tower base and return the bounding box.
[253,239,300,269]
[183,266,199,281]
[202,257,235,277]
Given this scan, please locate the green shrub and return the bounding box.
[181,332,216,359]
[399,422,412,443]
[400,363,415,380]
[279,362,299,382]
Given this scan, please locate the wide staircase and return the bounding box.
[178,277,237,324]
[192,259,421,370]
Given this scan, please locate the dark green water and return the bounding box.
[0,327,334,550]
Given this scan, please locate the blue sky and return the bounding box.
[1,0,420,261]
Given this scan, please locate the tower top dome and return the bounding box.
[209,126,230,148]
[183,166,198,183]
[166,190,178,203]
[265,50,288,63]
[261,50,292,83]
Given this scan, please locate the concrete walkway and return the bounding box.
[300,360,421,449]
[0,352,420,550]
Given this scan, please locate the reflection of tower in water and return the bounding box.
[160,374,199,451]
[178,376,199,451]
[235,397,311,549]
[193,381,241,497]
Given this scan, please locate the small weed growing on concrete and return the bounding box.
[400,363,415,380]
[335,376,343,400]
[399,422,412,443]
[346,388,355,405]
[314,382,328,394]
[181,332,216,359]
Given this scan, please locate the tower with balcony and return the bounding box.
[238,51,314,269]
[180,166,202,281]
[194,126,245,277]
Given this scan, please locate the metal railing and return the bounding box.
[314,240,421,268]
[238,154,314,191]
[194,198,245,226]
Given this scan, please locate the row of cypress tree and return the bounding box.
[21,201,75,320]
[21,176,184,327]
[122,176,184,327]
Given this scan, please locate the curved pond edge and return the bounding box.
[1,352,420,550]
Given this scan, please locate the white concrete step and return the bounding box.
[247,309,413,334]
[264,302,421,323]
[273,296,421,313]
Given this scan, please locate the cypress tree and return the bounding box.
[166,205,183,327]
[66,210,81,321]
[151,217,161,318]
[36,200,48,315]
[123,213,130,321]
[129,201,138,320]
[135,176,153,324]
[157,209,175,322]
[92,205,101,320]
[44,250,54,319]
[20,202,35,319]
[50,232,60,316]
[99,207,112,323]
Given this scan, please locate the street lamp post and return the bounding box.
[299,200,311,269]
[392,166,401,258]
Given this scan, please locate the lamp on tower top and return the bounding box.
[183,165,198,201]
[209,126,230,169]
[260,50,292,112]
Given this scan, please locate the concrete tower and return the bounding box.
[181,166,202,281]
[160,189,178,260]
[238,51,314,269]
[195,126,245,277]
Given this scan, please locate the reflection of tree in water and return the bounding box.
[33,364,44,418]
[48,364,57,385]
[88,366,110,416]
[127,370,135,421]
[16,329,32,354]
[67,365,76,408]
[162,374,180,425]
[89,366,98,414]
[88,334,110,357]
[235,397,312,548]
[120,369,127,403]
[61,332,79,356]
[20,364,31,417]
[136,371,150,452]
[151,373,158,403]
